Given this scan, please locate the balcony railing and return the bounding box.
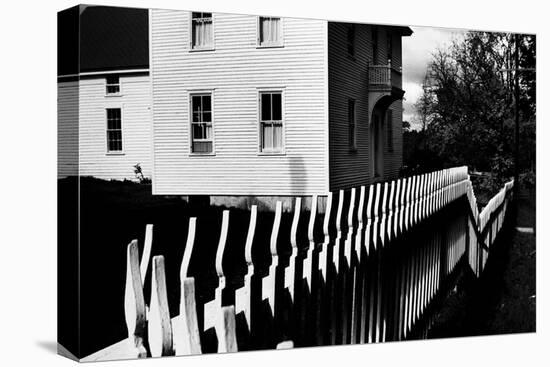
[368,60,402,89]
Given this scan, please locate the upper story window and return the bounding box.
[387,31,393,61]
[190,93,213,153]
[348,99,357,151]
[191,12,213,49]
[347,24,356,57]
[259,91,283,153]
[106,75,120,95]
[258,17,282,47]
[386,109,394,152]
[106,108,123,153]
[372,26,379,64]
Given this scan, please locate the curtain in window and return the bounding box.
[260,17,280,45]
[192,13,212,48]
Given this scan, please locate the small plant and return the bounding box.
[133,163,152,184]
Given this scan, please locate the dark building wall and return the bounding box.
[58,4,149,76]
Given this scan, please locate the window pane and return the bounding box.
[192,124,204,139]
[273,124,282,149]
[106,75,119,85]
[262,123,273,150]
[202,95,211,112]
[261,93,271,121]
[193,141,212,153]
[272,93,282,121]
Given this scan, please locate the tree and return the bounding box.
[407,31,536,197]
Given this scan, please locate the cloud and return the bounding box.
[402,26,467,125]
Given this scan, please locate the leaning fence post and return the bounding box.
[124,240,148,358]
[262,201,283,325]
[235,205,258,336]
[217,306,238,353]
[285,198,302,302]
[204,211,230,333]
[175,217,202,356]
[140,224,154,282]
[148,256,175,357]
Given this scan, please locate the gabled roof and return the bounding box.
[58,4,149,76]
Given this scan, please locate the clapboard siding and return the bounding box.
[78,74,152,180]
[151,10,328,196]
[58,81,79,178]
[328,23,372,190]
[328,23,404,191]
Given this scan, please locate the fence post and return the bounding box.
[124,240,148,358]
[148,256,175,357]
[235,205,258,345]
[204,211,230,334]
[175,217,202,356]
[217,306,238,353]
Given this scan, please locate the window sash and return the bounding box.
[106,76,120,94]
[259,17,281,45]
[192,13,213,48]
[190,94,213,153]
[106,108,122,152]
[386,109,394,152]
[260,92,283,152]
[348,99,356,150]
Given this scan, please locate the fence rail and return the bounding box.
[82,166,514,361]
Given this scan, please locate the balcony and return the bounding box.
[368,61,403,90]
[368,60,405,111]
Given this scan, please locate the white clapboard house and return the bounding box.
[58,5,412,208]
[149,9,412,208]
[57,5,151,180]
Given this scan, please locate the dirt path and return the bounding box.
[428,187,536,338]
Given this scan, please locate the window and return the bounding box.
[191,12,213,49]
[106,108,123,152]
[387,31,393,61]
[190,93,213,153]
[347,24,356,57]
[348,99,357,151]
[386,109,394,152]
[106,75,120,95]
[372,112,383,177]
[372,26,379,64]
[259,17,282,46]
[259,91,283,153]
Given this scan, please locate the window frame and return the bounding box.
[346,24,356,58]
[188,90,216,156]
[348,99,357,152]
[105,75,122,96]
[386,31,393,62]
[189,11,215,51]
[258,88,285,155]
[257,16,284,48]
[372,25,379,64]
[386,109,394,152]
[105,105,124,155]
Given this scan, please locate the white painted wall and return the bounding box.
[151,10,329,196]
[58,75,152,181]
[58,81,79,179]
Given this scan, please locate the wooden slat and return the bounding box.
[148,256,174,357]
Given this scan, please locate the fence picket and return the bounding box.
[148,256,174,357]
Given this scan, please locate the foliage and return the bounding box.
[403,32,536,197]
[133,163,152,184]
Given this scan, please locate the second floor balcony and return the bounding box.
[368,60,403,94]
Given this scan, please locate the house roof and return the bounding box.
[58,5,149,76]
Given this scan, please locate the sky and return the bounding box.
[402,26,467,128]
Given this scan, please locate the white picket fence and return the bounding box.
[82,166,514,361]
